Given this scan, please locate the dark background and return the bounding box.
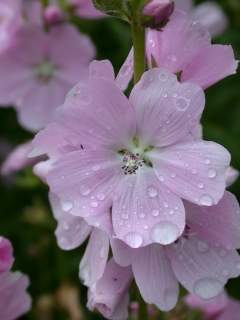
[0,0,239,319]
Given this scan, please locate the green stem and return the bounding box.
[138,293,148,320]
[131,1,146,84]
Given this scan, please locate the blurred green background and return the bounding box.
[0,0,240,319]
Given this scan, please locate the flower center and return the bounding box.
[121,151,145,175]
[35,60,56,83]
[119,137,154,175]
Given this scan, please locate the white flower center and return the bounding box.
[121,151,145,175]
[35,60,56,83]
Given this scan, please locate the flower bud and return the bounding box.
[44,5,65,25]
[142,0,174,29]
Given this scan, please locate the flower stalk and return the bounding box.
[131,0,146,84]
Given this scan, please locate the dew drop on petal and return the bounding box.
[147,187,158,198]
[199,194,214,206]
[90,201,98,208]
[198,183,204,189]
[152,209,160,217]
[208,169,217,179]
[193,278,223,299]
[125,232,143,248]
[97,193,105,201]
[80,187,90,196]
[197,241,209,253]
[151,222,179,245]
[61,200,73,212]
[175,97,190,111]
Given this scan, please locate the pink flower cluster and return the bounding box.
[0,236,31,320]
[29,7,240,317]
[0,1,239,319]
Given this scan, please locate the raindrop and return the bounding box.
[97,193,105,201]
[199,194,214,206]
[152,209,160,217]
[197,241,209,253]
[125,232,143,248]
[208,169,217,179]
[90,201,98,208]
[193,278,223,299]
[61,201,73,212]
[80,187,90,196]
[159,72,168,81]
[175,97,190,111]
[147,187,158,198]
[92,165,100,171]
[198,183,204,189]
[151,222,179,245]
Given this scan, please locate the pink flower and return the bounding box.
[176,0,228,37]
[186,291,240,320]
[33,61,230,248]
[44,5,65,25]
[49,193,111,287]
[112,191,240,311]
[0,0,22,51]
[0,236,31,319]
[0,271,31,320]
[143,0,175,28]
[87,258,132,320]
[1,141,46,176]
[0,237,14,273]
[147,10,237,89]
[0,24,95,131]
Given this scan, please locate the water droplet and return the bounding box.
[139,213,145,219]
[80,187,90,196]
[208,169,217,179]
[125,232,143,248]
[158,175,165,182]
[205,159,211,165]
[175,97,190,111]
[170,173,176,178]
[152,209,160,217]
[92,164,100,171]
[193,278,223,299]
[198,183,204,189]
[219,249,227,257]
[159,72,168,81]
[163,202,169,208]
[97,193,105,201]
[199,194,214,206]
[147,187,158,198]
[90,201,98,208]
[197,241,209,253]
[61,201,73,212]
[151,222,179,245]
[191,169,197,175]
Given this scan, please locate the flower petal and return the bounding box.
[89,60,115,82]
[167,237,240,299]
[80,228,109,287]
[87,259,132,319]
[182,45,238,89]
[132,244,179,311]
[146,10,210,74]
[185,192,240,250]
[150,141,230,206]
[112,168,185,248]
[0,272,31,320]
[130,68,205,147]
[115,48,134,92]
[49,193,91,250]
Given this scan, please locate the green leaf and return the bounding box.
[93,0,130,19]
